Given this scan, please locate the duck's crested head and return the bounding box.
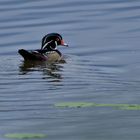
[41,33,68,50]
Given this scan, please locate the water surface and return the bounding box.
[0,0,140,140]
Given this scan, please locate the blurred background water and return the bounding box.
[0,0,140,140]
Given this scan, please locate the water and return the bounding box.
[0,0,140,139]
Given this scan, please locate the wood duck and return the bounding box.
[18,33,68,62]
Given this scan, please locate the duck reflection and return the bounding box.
[19,60,64,81]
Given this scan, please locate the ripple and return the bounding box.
[0,0,140,139]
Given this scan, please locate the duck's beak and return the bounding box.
[61,40,68,47]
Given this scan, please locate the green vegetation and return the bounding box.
[55,102,95,108]
[55,102,140,110]
[4,133,47,139]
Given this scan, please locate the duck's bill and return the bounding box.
[61,40,68,47]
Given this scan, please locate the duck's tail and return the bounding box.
[18,49,47,61]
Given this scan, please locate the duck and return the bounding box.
[18,33,68,62]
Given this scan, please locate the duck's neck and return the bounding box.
[38,48,61,56]
[42,40,58,50]
[40,41,62,56]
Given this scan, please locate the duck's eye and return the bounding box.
[56,38,59,41]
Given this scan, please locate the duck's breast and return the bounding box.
[45,51,62,62]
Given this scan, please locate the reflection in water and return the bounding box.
[1,0,140,139]
[19,60,64,81]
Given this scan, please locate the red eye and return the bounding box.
[56,38,59,41]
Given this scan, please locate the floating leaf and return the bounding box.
[118,105,140,110]
[55,102,140,110]
[5,133,47,139]
[55,102,96,108]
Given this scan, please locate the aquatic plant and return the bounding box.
[55,102,140,110]
[55,102,95,108]
[4,133,47,139]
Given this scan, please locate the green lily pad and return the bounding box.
[55,102,140,110]
[4,133,47,139]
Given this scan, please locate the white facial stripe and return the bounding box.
[43,36,48,44]
[42,40,53,49]
[50,45,57,50]
[55,41,57,46]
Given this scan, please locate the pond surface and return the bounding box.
[0,0,140,140]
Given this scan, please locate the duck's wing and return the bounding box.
[18,49,47,61]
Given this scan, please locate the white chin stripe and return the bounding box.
[42,40,52,49]
[50,46,57,50]
[55,41,57,46]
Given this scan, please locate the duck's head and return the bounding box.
[41,33,68,51]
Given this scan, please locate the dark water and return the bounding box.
[0,0,140,139]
